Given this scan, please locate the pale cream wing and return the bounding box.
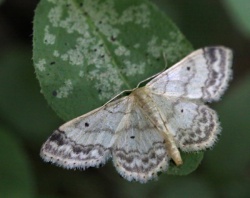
[147,46,232,102]
[112,100,169,183]
[150,93,220,152]
[40,96,129,169]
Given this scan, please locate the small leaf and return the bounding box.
[167,151,203,175]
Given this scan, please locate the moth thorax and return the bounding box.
[132,87,155,109]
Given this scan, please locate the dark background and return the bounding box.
[0,0,250,197]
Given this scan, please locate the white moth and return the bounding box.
[40,46,233,183]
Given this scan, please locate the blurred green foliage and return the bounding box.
[0,0,250,198]
[0,127,35,198]
[223,0,250,39]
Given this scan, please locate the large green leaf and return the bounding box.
[33,0,192,120]
[33,0,206,176]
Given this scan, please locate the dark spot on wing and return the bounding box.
[181,109,184,113]
[85,122,89,127]
[130,136,135,139]
[187,66,191,71]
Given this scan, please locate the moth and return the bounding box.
[41,46,232,183]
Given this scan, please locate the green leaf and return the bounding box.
[167,151,203,175]
[223,0,250,39]
[33,0,205,176]
[33,0,192,120]
[0,127,35,198]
